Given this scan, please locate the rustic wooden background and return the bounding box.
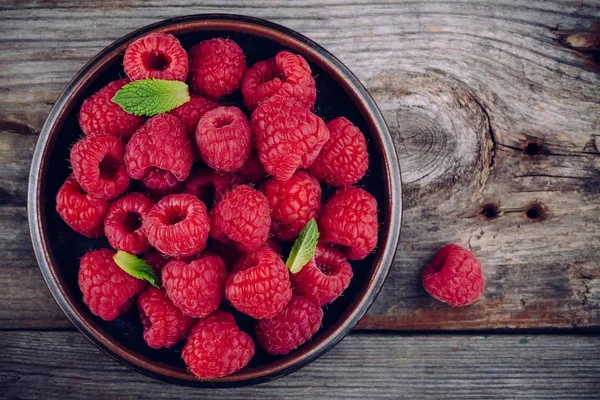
[1,0,599,398]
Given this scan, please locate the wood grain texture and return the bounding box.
[1,331,599,399]
[0,1,599,330]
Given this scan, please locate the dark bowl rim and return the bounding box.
[27,13,403,387]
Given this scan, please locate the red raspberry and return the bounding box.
[142,194,210,258]
[251,95,329,181]
[144,249,170,275]
[137,286,194,349]
[241,51,316,110]
[291,245,353,307]
[255,295,323,355]
[78,249,146,321]
[188,38,246,98]
[210,185,270,252]
[319,187,378,260]
[123,33,188,82]
[421,244,485,306]
[56,175,110,237]
[170,94,219,137]
[79,79,144,138]
[104,192,154,254]
[263,171,322,241]
[182,168,239,209]
[125,114,193,190]
[70,134,130,199]
[236,151,267,185]
[309,117,369,187]
[195,106,252,172]
[162,253,227,318]
[226,246,292,319]
[182,310,254,380]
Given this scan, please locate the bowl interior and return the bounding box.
[32,15,399,386]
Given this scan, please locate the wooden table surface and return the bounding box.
[1,1,599,398]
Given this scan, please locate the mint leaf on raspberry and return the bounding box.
[112,79,190,116]
[113,250,161,288]
[286,219,319,274]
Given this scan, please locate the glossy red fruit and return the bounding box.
[104,192,154,254]
[123,33,188,81]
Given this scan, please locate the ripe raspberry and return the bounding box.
[56,175,110,237]
[162,253,227,318]
[210,185,270,252]
[236,151,267,185]
[291,245,353,307]
[252,95,329,181]
[226,246,292,319]
[170,94,219,137]
[78,249,146,321]
[182,310,254,380]
[104,192,154,254]
[309,117,369,187]
[142,194,210,258]
[195,107,252,172]
[182,168,239,209]
[188,38,246,98]
[263,171,322,241]
[137,286,194,349]
[242,51,316,110]
[79,79,144,138]
[125,114,193,190]
[70,134,130,199]
[319,187,378,260]
[255,295,323,355]
[422,244,485,306]
[144,249,170,275]
[123,33,188,82]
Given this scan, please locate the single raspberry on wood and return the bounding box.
[182,310,255,380]
[241,50,316,110]
[137,286,194,349]
[124,114,193,190]
[226,246,292,319]
[291,244,353,307]
[255,295,323,355]
[56,175,110,237]
[263,170,322,241]
[162,253,227,318]
[104,192,154,254]
[251,95,329,181]
[79,79,144,138]
[319,187,378,260]
[309,117,369,187]
[78,249,146,321]
[210,185,270,252]
[188,38,246,98]
[182,168,239,209]
[170,94,220,137]
[421,244,485,306]
[195,106,252,172]
[70,134,130,199]
[142,193,210,258]
[123,33,188,82]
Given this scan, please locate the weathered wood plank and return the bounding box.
[0,1,598,330]
[1,331,599,399]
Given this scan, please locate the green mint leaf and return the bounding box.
[112,79,190,116]
[286,219,319,274]
[113,250,161,288]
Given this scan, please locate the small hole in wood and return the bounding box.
[525,203,545,222]
[523,141,542,156]
[479,203,499,220]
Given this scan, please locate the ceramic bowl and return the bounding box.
[28,14,402,387]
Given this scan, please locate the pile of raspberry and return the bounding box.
[57,33,378,380]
